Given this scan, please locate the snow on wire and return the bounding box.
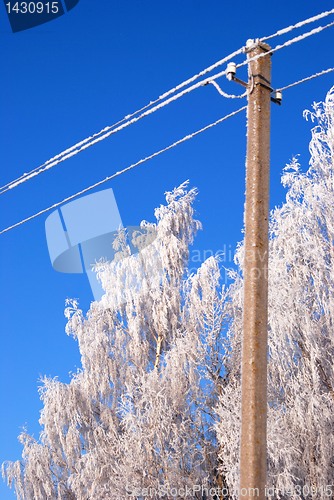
[0,106,246,235]
[278,67,334,92]
[260,7,334,42]
[0,47,244,197]
[236,19,334,73]
[1,9,333,197]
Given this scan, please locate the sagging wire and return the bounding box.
[0,107,246,235]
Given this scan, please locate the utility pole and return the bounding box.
[239,40,272,499]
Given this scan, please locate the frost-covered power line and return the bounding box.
[0,67,242,196]
[0,107,246,235]
[236,20,334,73]
[0,48,244,197]
[261,7,334,42]
[278,67,334,92]
[1,10,333,197]
[209,80,248,99]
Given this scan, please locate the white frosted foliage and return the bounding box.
[3,182,227,499]
[3,87,334,499]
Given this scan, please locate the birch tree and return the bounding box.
[3,182,228,499]
[3,86,334,499]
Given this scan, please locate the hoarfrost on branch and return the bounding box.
[3,87,334,499]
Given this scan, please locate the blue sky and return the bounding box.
[0,1,333,498]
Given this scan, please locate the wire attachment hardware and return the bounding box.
[209,80,248,99]
[225,55,283,106]
[226,62,237,81]
[271,90,282,105]
[225,61,248,88]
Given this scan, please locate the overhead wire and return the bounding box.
[209,80,248,99]
[0,103,158,193]
[236,19,334,73]
[278,67,334,92]
[0,9,334,201]
[0,66,237,196]
[0,106,247,235]
[261,7,334,42]
[1,12,334,196]
[0,47,244,196]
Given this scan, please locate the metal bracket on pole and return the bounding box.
[225,47,282,105]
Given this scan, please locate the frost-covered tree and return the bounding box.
[4,87,334,500]
[217,87,334,497]
[3,182,228,499]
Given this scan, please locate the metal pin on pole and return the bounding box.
[239,40,272,499]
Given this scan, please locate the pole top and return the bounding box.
[245,38,271,54]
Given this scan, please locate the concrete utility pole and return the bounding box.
[239,40,272,499]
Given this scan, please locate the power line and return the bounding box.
[209,80,248,99]
[278,67,334,92]
[1,12,333,197]
[0,47,244,196]
[236,20,334,72]
[3,10,332,193]
[158,47,244,100]
[0,103,156,193]
[0,66,233,196]
[0,107,246,236]
[261,8,334,42]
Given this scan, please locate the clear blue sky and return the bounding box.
[0,1,333,498]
